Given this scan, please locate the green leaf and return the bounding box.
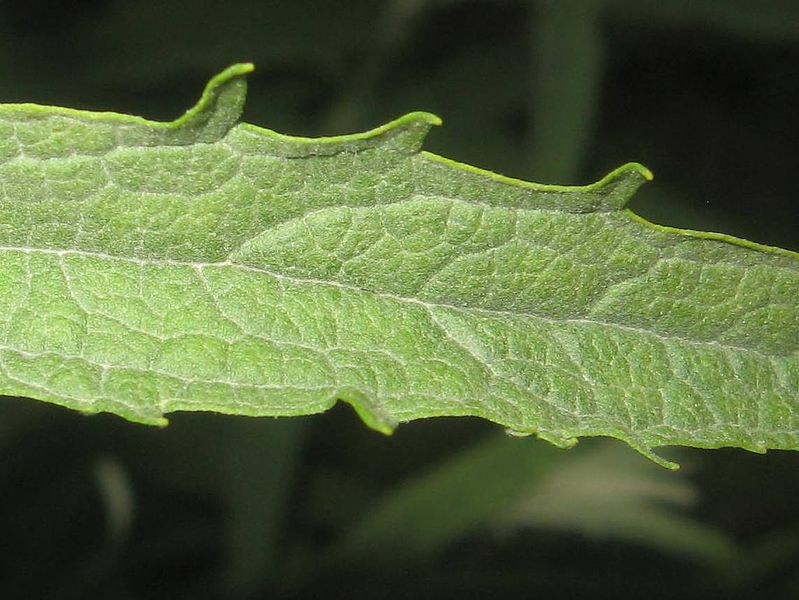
[0,64,796,468]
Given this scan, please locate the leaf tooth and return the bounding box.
[337,387,398,435]
[596,162,654,211]
[377,111,442,155]
[624,440,680,470]
[233,109,441,158]
[418,155,652,213]
[166,62,253,144]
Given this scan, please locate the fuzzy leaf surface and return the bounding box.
[0,64,797,466]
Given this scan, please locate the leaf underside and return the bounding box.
[0,64,796,468]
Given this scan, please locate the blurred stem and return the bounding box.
[221,419,307,597]
[527,0,605,183]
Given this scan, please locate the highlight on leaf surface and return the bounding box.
[0,63,796,468]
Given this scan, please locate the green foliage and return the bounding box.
[2,2,799,599]
[0,64,796,470]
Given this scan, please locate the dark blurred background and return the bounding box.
[0,1,798,598]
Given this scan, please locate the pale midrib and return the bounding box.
[0,244,787,360]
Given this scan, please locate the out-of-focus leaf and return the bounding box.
[328,434,569,564]
[495,442,738,565]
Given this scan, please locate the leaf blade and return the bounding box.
[0,65,796,467]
